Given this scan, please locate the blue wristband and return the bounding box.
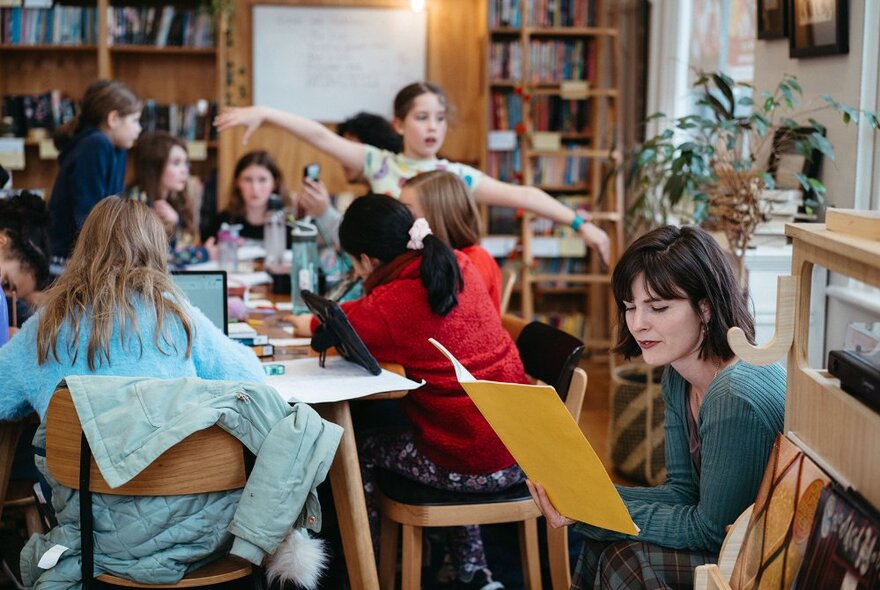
[570,215,587,231]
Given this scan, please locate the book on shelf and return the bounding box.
[530,150,589,186]
[2,91,75,137]
[489,41,522,81]
[488,0,521,28]
[140,99,217,141]
[531,95,590,133]
[527,39,595,84]
[793,483,880,589]
[0,5,97,45]
[525,0,597,27]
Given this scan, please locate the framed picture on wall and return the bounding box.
[758,0,787,39]
[789,0,849,57]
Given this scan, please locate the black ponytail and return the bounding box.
[339,194,463,316]
[419,234,462,316]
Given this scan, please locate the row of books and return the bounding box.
[0,6,97,45]
[485,149,521,184]
[527,39,595,83]
[107,6,214,48]
[489,90,523,131]
[531,153,589,186]
[524,0,598,28]
[531,95,590,133]
[489,0,598,28]
[2,91,75,137]
[488,41,522,81]
[140,99,218,141]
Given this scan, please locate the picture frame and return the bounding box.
[789,0,849,58]
[767,126,824,206]
[758,0,787,40]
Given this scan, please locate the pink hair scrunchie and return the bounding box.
[407,218,433,250]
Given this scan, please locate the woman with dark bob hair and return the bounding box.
[527,225,786,589]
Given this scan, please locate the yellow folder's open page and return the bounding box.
[430,338,638,535]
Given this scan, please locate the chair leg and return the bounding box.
[546,522,571,590]
[23,503,43,537]
[518,518,542,590]
[399,524,423,590]
[379,515,399,590]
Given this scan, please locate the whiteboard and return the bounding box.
[252,6,427,122]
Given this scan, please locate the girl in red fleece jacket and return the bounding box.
[292,194,526,589]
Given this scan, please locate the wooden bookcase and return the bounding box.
[0,0,222,193]
[483,0,623,353]
[784,221,880,509]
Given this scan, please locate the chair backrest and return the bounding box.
[499,268,517,315]
[45,388,247,495]
[504,315,585,402]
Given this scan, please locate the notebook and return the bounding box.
[171,270,228,335]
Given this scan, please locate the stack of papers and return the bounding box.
[265,356,423,404]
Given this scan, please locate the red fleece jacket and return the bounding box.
[333,252,527,474]
[461,245,501,313]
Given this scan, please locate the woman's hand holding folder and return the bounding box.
[526,480,575,529]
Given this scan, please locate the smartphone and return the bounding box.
[303,163,321,182]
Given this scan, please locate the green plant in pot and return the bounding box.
[624,71,879,281]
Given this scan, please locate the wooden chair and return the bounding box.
[0,418,44,538]
[44,387,264,589]
[376,316,586,590]
[499,268,517,316]
[693,505,754,590]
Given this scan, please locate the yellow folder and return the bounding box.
[430,338,638,535]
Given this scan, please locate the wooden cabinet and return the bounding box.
[784,220,880,508]
[483,0,623,353]
[0,0,221,193]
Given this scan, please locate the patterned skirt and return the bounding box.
[571,539,715,590]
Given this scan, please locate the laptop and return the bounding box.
[171,270,228,335]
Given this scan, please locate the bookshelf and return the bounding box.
[0,0,222,193]
[483,0,623,353]
[783,220,880,509]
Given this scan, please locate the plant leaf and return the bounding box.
[712,72,736,116]
[808,132,835,161]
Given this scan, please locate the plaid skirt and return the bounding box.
[571,539,716,590]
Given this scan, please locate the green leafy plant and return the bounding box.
[625,71,879,274]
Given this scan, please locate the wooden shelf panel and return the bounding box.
[109,45,216,56]
[530,86,618,98]
[786,223,880,281]
[787,366,880,508]
[525,27,617,37]
[0,44,97,52]
[528,147,613,158]
[528,273,611,284]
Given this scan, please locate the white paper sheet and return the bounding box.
[264,356,423,404]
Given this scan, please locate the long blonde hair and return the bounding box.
[37,197,193,370]
[402,170,482,249]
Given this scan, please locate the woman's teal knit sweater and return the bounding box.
[574,361,786,552]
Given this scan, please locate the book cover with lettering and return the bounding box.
[793,484,880,589]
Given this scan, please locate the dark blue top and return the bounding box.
[49,127,127,258]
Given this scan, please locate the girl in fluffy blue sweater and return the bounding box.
[0,196,264,422]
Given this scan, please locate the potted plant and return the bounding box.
[624,71,879,281]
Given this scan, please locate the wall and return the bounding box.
[753,0,880,358]
[217,0,485,208]
[752,0,865,210]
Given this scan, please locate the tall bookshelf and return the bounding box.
[483,0,623,354]
[0,0,222,193]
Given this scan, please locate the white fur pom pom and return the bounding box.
[265,528,328,589]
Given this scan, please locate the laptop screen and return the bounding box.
[171,270,228,335]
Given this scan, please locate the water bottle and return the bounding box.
[217,222,242,272]
[290,221,320,314]
[263,194,286,267]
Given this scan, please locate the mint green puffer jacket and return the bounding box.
[21,375,342,589]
